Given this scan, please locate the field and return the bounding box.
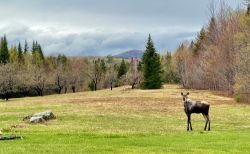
[0,85,250,154]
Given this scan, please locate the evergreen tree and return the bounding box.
[193,28,206,54]
[247,3,250,15]
[207,17,217,44]
[57,54,67,66]
[142,34,163,89]
[18,42,24,64]
[246,0,250,15]
[24,40,28,54]
[117,59,127,78]
[32,40,35,54]
[189,41,195,50]
[32,40,38,54]
[0,35,10,64]
[37,44,44,60]
[101,59,106,73]
[31,40,45,66]
[35,41,38,48]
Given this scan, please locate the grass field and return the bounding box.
[0,85,250,154]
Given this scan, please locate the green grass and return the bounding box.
[0,85,249,154]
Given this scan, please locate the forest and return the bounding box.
[173,2,250,102]
[0,2,249,102]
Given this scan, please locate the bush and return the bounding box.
[234,95,241,103]
[88,81,95,91]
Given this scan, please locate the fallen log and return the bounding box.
[0,136,23,141]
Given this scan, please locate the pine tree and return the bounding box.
[247,4,250,15]
[18,42,24,64]
[24,40,28,54]
[142,34,163,89]
[31,40,45,66]
[189,41,195,50]
[193,28,206,54]
[57,54,67,66]
[101,59,106,73]
[117,59,127,78]
[37,44,44,60]
[0,35,10,64]
[207,17,217,45]
[32,40,37,54]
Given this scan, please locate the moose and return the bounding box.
[181,92,211,131]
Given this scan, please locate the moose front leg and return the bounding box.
[187,114,192,131]
[189,115,193,131]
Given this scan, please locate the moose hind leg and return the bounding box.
[203,114,208,131]
[207,115,211,131]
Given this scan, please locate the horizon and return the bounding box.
[0,0,241,56]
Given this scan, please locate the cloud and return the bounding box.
[0,24,199,56]
[0,0,240,56]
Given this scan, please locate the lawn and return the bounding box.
[0,85,249,154]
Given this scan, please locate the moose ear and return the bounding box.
[187,92,189,95]
[181,92,183,96]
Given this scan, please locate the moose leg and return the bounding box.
[207,114,211,131]
[203,114,208,131]
[187,114,192,131]
[189,115,193,131]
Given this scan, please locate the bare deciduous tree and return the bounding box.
[0,64,17,100]
[126,58,142,89]
[86,58,106,91]
[106,63,117,90]
[30,66,47,96]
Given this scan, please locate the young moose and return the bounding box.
[181,92,211,131]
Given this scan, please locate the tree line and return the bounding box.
[172,2,250,102]
[0,34,164,100]
[0,37,88,100]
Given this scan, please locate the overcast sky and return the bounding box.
[0,0,241,56]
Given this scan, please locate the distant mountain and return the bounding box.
[114,50,144,59]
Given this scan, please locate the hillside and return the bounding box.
[0,85,249,153]
[114,50,144,59]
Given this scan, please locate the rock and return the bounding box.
[23,115,32,121]
[24,111,56,123]
[30,116,45,123]
[32,111,56,121]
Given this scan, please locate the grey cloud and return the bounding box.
[0,0,240,56]
[1,24,198,56]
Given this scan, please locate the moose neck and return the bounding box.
[184,99,192,106]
